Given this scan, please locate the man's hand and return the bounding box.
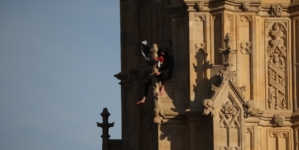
[156,72,161,75]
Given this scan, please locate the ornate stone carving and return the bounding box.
[269,131,279,138]
[267,22,287,110]
[219,33,237,67]
[226,14,233,22]
[243,100,264,118]
[203,99,214,116]
[220,146,241,150]
[240,15,251,22]
[238,86,246,99]
[211,84,219,93]
[270,4,283,17]
[267,131,290,149]
[218,69,237,84]
[269,131,289,138]
[194,14,205,22]
[240,42,252,54]
[194,1,204,12]
[241,2,250,11]
[256,5,262,15]
[221,101,237,119]
[280,132,289,138]
[210,82,225,101]
[273,114,285,126]
[246,126,253,133]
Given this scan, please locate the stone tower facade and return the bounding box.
[112,0,299,150]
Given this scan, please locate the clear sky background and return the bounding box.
[0,0,121,150]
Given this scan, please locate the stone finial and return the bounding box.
[97,108,114,150]
[219,33,237,69]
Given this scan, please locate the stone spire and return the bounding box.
[97,108,114,150]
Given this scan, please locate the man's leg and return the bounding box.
[136,79,152,105]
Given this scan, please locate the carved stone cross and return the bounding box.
[97,108,114,150]
[219,33,237,69]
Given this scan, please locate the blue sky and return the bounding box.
[0,0,121,149]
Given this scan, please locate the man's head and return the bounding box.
[158,47,167,56]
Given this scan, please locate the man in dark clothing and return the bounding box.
[136,48,174,105]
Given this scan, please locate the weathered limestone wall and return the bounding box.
[115,0,299,150]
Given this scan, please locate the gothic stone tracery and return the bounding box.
[267,22,287,110]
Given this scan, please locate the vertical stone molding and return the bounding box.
[267,130,291,150]
[245,126,254,150]
[266,22,287,110]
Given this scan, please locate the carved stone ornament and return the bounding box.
[209,69,237,101]
[256,5,262,15]
[267,22,287,110]
[243,100,264,118]
[218,69,237,84]
[194,14,205,22]
[238,86,246,99]
[219,33,237,67]
[220,146,241,150]
[240,42,252,54]
[210,83,225,101]
[241,2,250,11]
[221,101,237,119]
[273,114,285,126]
[194,1,204,12]
[270,4,282,17]
[203,99,214,116]
[211,84,219,93]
